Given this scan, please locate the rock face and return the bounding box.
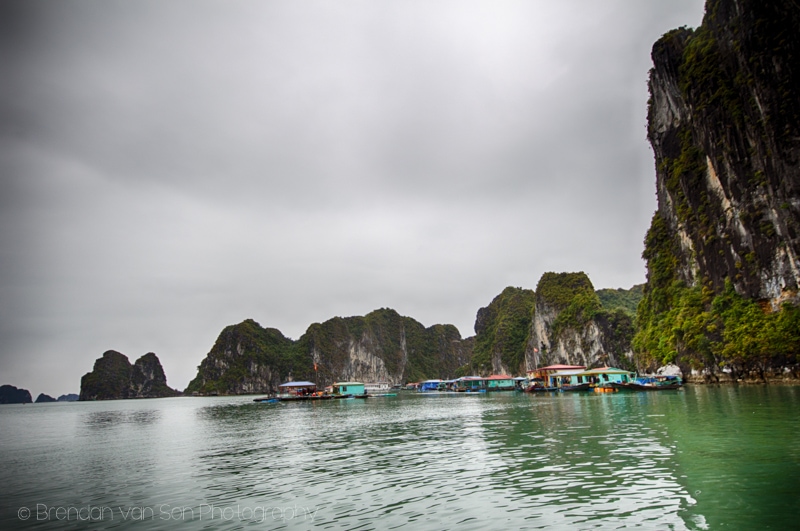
[302,309,472,387]
[185,310,474,395]
[79,351,180,400]
[636,0,800,378]
[464,276,637,375]
[526,273,635,370]
[0,385,32,404]
[646,1,800,305]
[35,393,57,403]
[471,287,536,375]
[185,320,296,395]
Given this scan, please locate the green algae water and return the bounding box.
[1,386,798,530]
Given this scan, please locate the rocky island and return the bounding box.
[0,385,32,404]
[185,275,640,395]
[79,351,180,400]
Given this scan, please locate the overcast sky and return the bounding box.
[1,0,705,397]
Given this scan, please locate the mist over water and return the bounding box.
[2,386,798,529]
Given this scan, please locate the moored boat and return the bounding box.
[625,375,683,390]
[253,380,335,402]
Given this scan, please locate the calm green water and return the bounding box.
[1,386,798,530]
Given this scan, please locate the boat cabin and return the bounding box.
[364,382,390,393]
[547,367,636,389]
[486,375,516,391]
[332,382,366,396]
[527,364,586,380]
[583,367,636,386]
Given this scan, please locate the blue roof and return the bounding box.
[279,381,316,387]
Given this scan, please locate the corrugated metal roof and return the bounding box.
[279,381,316,387]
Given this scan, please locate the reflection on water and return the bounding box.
[1,388,799,529]
[83,409,161,428]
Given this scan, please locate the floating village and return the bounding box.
[253,365,683,402]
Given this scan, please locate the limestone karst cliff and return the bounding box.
[636,0,800,379]
[526,273,635,371]
[464,276,637,376]
[79,351,180,400]
[185,310,473,395]
[185,319,299,395]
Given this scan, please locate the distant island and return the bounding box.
[57,393,79,402]
[79,351,180,400]
[184,273,641,396]
[35,393,56,403]
[0,385,32,404]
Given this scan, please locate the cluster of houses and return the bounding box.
[404,365,640,393]
[258,365,678,402]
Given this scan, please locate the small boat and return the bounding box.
[625,375,683,390]
[254,397,281,403]
[560,383,593,392]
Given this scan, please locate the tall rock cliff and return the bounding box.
[301,309,472,386]
[636,0,800,378]
[471,287,536,375]
[185,310,474,395]
[527,273,635,370]
[79,351,180,400]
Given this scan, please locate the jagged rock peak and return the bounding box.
[79,350,179,400]
[528,272,634,370]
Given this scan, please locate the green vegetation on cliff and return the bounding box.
[79,351,133,400]
[635,275,800,378]
[185,319,303,395]
[537,272,636,369]
[597,285,644,316]
[300,308,468,384]
[538,272,603,341]
[469,287,536,375]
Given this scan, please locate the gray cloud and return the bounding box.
[1,0,705,396]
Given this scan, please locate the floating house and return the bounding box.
[527,364,586,380]
[526,365,586,391]
[364,382,390,394]
[278,381,317,397]
[545,367,636,391]
[583,367,636,387]
[332,382,366,397]
[452,375,516,392]
[486,375,516,391]
[453,376,485,392]
[418,379,444,392]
